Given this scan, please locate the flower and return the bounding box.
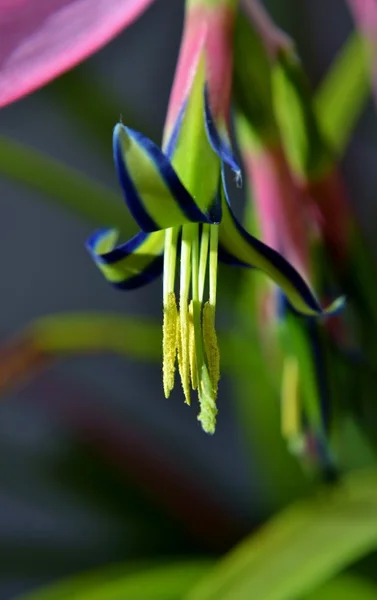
[87,0,343,434]
[0,0,156,107]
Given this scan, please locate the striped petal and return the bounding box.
[86,228,164,290]
[204,86,240,176]
[0,0,156,108]
[200,1,240,176]
[113,123,220,232]
[163,0,239,182]
[218,172,345,317]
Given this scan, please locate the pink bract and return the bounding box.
[347,0,377,103]
[164,2,236,145]
[0,0,156,107]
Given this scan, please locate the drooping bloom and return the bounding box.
[87,0,343,434]
[0,0,156,107]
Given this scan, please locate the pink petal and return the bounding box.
[163,5,207,141]
[347,0,377,103]
[0,0,156,107]
[245,144,311,279]
[164,2,236,143]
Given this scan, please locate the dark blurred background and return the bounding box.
[0,1,375,597]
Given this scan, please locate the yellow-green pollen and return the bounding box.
[163,222,220,434]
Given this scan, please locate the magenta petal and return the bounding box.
[0,0,156,107]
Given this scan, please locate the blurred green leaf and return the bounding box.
[315,33,370,155]
[31,312,161,361]
[31,312,249,371]
[0,136,135,236]
[0,312,253,396]
[185,468,377,600]
[272,50,333,181]
[233,13,278,150]
[304,574,377,600]
[19,559,213,600]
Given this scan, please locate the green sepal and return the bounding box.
[272,49,333,182]
[171,55,220,214]
[233,12,279,152]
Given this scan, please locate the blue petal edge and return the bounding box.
[113,123,217,231]
[86,229,150,264]
[112,256,164,290]
[163,100,187,160]
[113,126,157,232]
[86,228,163,290]
[220,168,329,315]
[204,85,241,177]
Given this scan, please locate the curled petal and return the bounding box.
[113,124,220,232]
[0,0,156,107]
[204,86,240,177]
[218,173,345,317]
[86,228,164,289]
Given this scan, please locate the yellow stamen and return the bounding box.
[178,225,193,405]
[163,291,178,398]
[178,304,191,404]
[188,300,198,390]
[281,354,301,439]
[197,365,218,435]
[198,224,210,302]
[203,301,220,395]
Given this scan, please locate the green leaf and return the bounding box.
[0,313,161,394]
[0,136,135,236]
[233,12,278,150]
[272,50,333,181]
[0,312,249,396]
[30,312,162,361]
[31,312,248,371]
[304,574,377,600]
[315,34,370,156]
[185,468,377,600]
[19,559,213,600]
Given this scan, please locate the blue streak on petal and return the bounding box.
[113,126,158,232]
[207,188,222,225]
[220,168,323,314]
[204,85,241,177]
[86,229,150,264]
[111,255,164,289]
[163,100,187,160]
[86,228,163,290]
[127,127,213,225]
